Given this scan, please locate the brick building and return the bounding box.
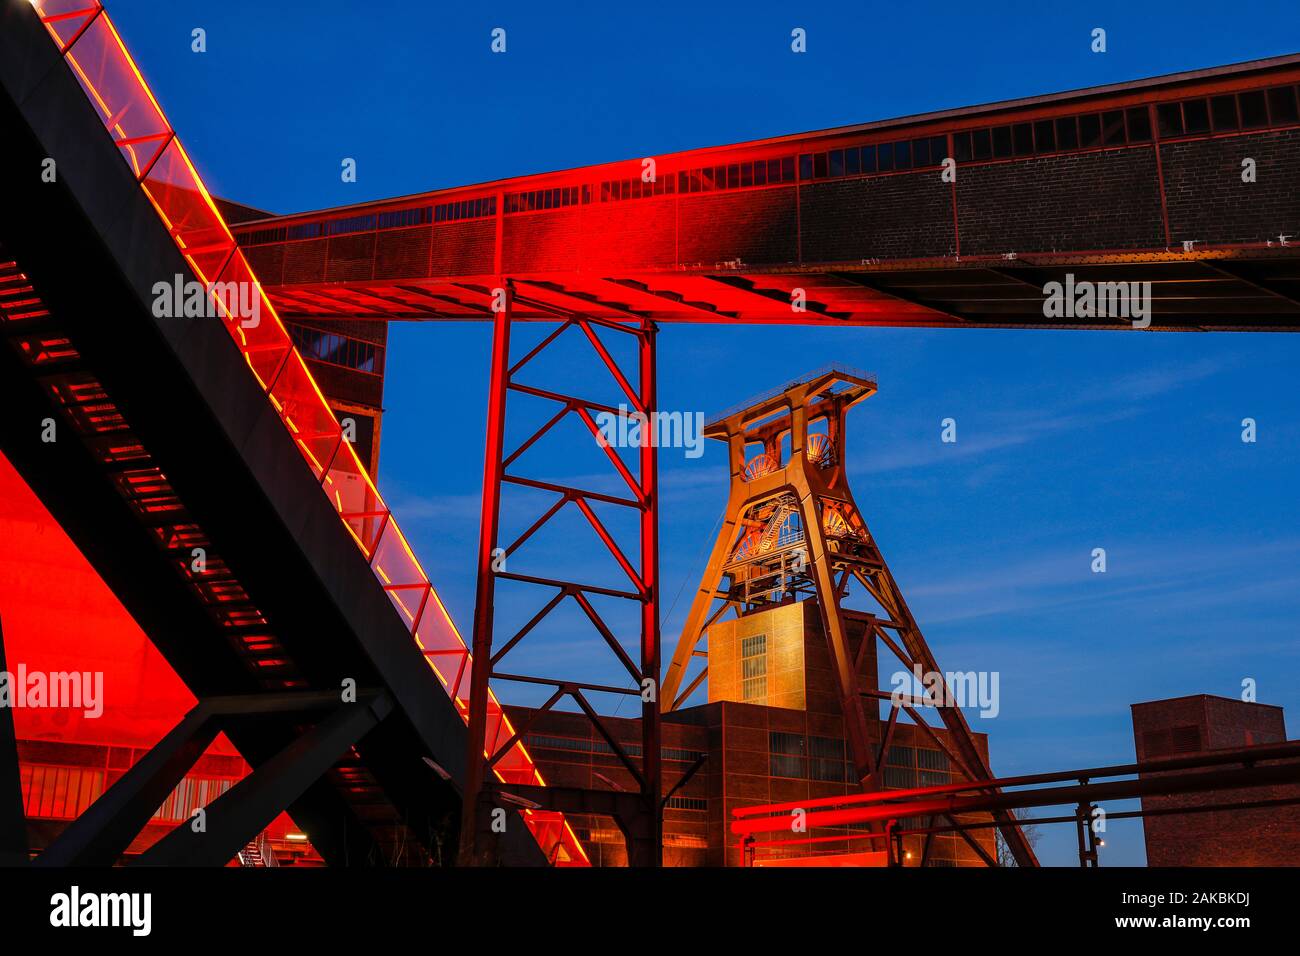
[510,599,998,867]
[1131,694,1300,866]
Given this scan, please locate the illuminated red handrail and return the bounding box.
[29,0,586,866]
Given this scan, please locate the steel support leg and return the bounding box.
[135,693,392,866]
[0,613,29,865]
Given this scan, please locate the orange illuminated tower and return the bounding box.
[661,366,1037,866]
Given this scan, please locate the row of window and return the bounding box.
[505,185,589,213]
[665,796,707,811]
[289,325,382,375]
[1156,84,1300,138]
[238,81,1300,245]
[799,135,949,182]
[523,734,705,764]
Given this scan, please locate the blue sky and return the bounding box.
[106,0,1300,865]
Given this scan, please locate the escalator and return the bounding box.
[0,0,584,865]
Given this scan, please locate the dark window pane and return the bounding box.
[911,138,930,167]
[991,125,1013,157]
[1183,98,1210,134]
[1126,107,1151,142]
[859,145,876,173]
[1239,90,1268,128]
[1210,95,1238,131]
[1013,122,1034,155]
[781,157,795,182]
[845,147,860,174]
[813,153,828,178]
[952,132,972,163]
[727,164,740,188]
[829,149,844,177]
[713,165,726,189]
[1055,116,1079,149]
[1102,110,1126,145]
[1033,119,1056,152]
[740,162,753,187]
[1157,102,1184,137]
[877,141,894,171]
[894,140,911,169]
[1079,113,1102,147]
[972,128,992,160]
[753,161,767,185]
[1268,86,1299,124]
[931,136,948,164]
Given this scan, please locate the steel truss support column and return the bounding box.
[37,690,390,867]
[0,614,29,865]
[460,280,662,867]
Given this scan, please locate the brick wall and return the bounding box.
[957,147,1165,255]
[1131,695,1300,866]
[1161,128,1300,245]
[801,172,954,262]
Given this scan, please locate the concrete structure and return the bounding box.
[1132,695,1300,866]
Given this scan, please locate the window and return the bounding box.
[324,214,376,236]
[1102,110,1126,145]
[1182,98,1210,134]
[769,731,805,778]
[1055,116,1079,150]
[434,196,496,222]
[809,735,849,782]
[1157,102,1184,138]
[1268,85,1299,124]
[916,748,949,771]
[289,326,382,375]
[1238,90,1268,128]
[1032,119,1055,152]
[741,633,767,701]
[1078,113,1102,148]
[1210,95,1239,131]
[665,796,707,811]
[991,125,1013,158]
[1012,123,1034,156]
[1125,107,1152,143]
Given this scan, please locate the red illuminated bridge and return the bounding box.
[234,53,1300,331]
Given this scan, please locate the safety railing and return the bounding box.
[28,0,586,865]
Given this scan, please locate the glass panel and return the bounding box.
[268,352,343,479]
[1125,107,1152,143]
[877,142,895,171]
[1055,116,1079,150]
[1078,113,1102,148]
[321,439,389,556]
[951,132,972,163]
[1182,98,1210,134]
[34,0,102,52]
[62,14,173,177]
[859,144,877,173]
[217,253,291,390]
[1101,110,1126,145]
[414,591,471,697]
[1156,102,1184,137]
[1267,86,1298,124]
[991,126,1013,158]
[142,141,236,282]
[371,519,428,595]
[1012,123,1034,155]
[1238,90,1268,128]
[971,128,992,160]
[1033,119,1055,152]
[1210,95,1238,131]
